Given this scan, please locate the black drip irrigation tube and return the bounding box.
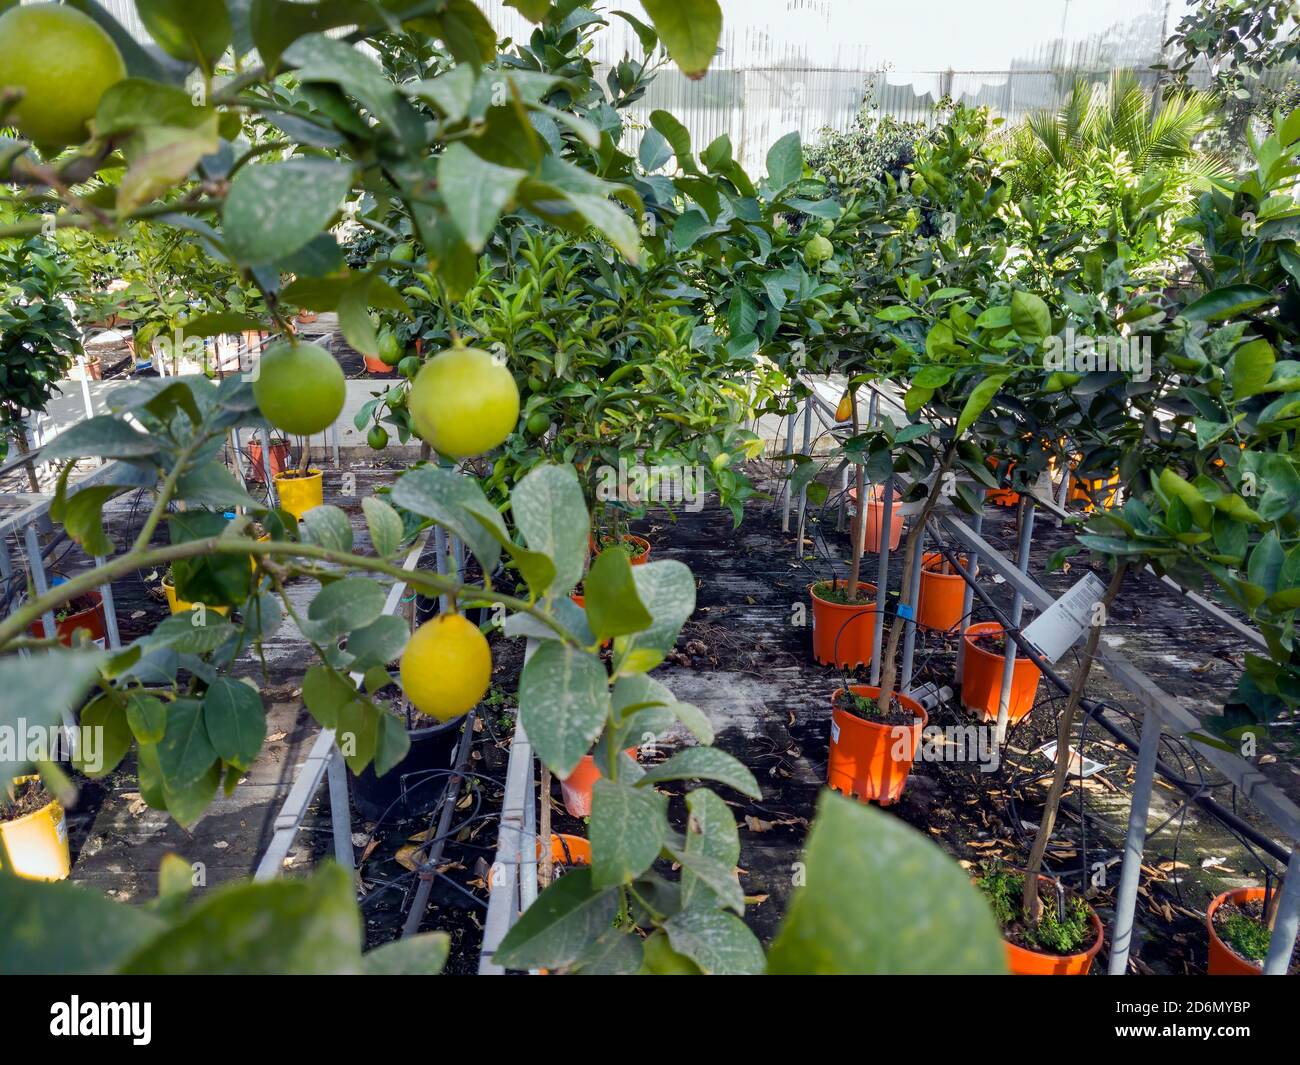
[927,538,1290,866]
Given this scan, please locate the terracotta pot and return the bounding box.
[365,353,395,375]
[0,777,69,881]
[590,534,652,565]
[1206,887,1270,975]
[72,355,103,382]
[296,310,318,325]
[559,749,637,818]
[809,581,877,669]
[826,685,926,806]
[28,590,107,647]
[961,621,1041,723]
[1003,879,1104,975]
[846,485,903,551]
[916,551,966,633]
[273,468,324,523]
[247,437,291,482]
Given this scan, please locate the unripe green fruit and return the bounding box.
[367,425,389,450]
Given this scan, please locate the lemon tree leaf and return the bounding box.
[519,641,609,778]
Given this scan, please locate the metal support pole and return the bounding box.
[23,522,56,641]
[259,427,277,508]
[94,556,121,650]
[836,464,849,532]
[794,398,814,556]
[434,525,450,614]
[994,499,1035,746]
[326,749,353,870]
[781,404,797,532]
[1263,846,1300,974]
[899,525,926,693]
[1108,706,1162,974]
[955,487,986,684]
[869,476,894,687]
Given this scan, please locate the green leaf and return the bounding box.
[137,0,231,68]
[50,483,118,556]
[223,158,353,266]
[74,694,132,779]
[390,466,505,577]
[519,641,609,778]
[1183,285,1274,322]
[766,791,1007,974]
[307,577,387,637]
[247,0,371,69]
[679,787,742,912]
[361,497,404,558]
[302,664,356,729]
[176,462,262,510]
[120,863,362,974]
[612,560,697,675]
[765,130,802,189]
[493,867,621,971]
[300,505,353,552]
[203,678,266,771]
[155,698,218,789]
[956,373,1008,436]
[663,908,765,975]
[637,746,761,798]
[1231,338,1276,400]
[41,415,159,460]
[125,693,167,744]
[641,0,722,79]
[438,143,527,252]
[345,614,409,671]
[649,110,698,174]
[142,613,237,654]
[582,548,654,643]
[118,117,220,216]
[177,311,266,338]
[590,777,667,887]
[373,710,412,777]
[510,464,588,598]
[0,875,163,974]
[1010,289,1050,344]
[360,932,449,974]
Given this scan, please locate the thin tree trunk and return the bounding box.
[1023,563,1128,922]
[875,447,957,704]
[846,390,865,599]
[539,765,553,889]
[11,420,40,494]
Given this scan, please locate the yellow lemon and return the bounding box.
[408,345,520,458]
[400,613,491,721]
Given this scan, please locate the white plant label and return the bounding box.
[1021,571,1108,663]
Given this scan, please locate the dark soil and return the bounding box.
[973,632,1008,655]
[2,777,53,821]
[833,688,918,727]
[56,593,102,621]
[811,579,874,605]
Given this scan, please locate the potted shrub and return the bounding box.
[808,578,879,669]
[247,435,291,483]
[1206,885,1298,975]
[826,684,926,805]
[959,621,1042,722]
[976,865,1104,975]
[0,776,70,882]
[27,588,107,647]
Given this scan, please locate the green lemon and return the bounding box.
[525,411,550,437]
[0,4,126,147]
[803,234,834,268]
[367,425,389,450]
[391,241,415,262]
[377,331,403,366]
[253,341,346,437]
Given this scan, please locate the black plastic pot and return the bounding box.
[349,717,462,822]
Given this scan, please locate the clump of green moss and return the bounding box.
[977,865,1094,955]
[1221,909,1272,962]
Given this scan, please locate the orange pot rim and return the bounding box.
[808,580,878,608]
[962,621,1028,660]
[1002,878,1105,969]
[846,484,902,506]
[831,684,928,729]
[1206,886,1267,974]
[921,551,966,578]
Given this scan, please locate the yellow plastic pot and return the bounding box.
[274,468,324,523]
[162,577,229,617]
[0,777,70,881]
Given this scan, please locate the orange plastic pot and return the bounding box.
[986,457,1019,507]
[846,485,903,552]
[589,534,651,565]
[961,622,1041,723]
[809,582,877,669]
[559,749,638,818]
[1003,881,1104,975]
[916,552,966,633]
[1206,887,1268,975]
[826,685,927,806]
[247,437,291,483]
[1069,473,1119,513]
[28,590,107,647]
[364,353,395,375]
[541,833,591,867]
